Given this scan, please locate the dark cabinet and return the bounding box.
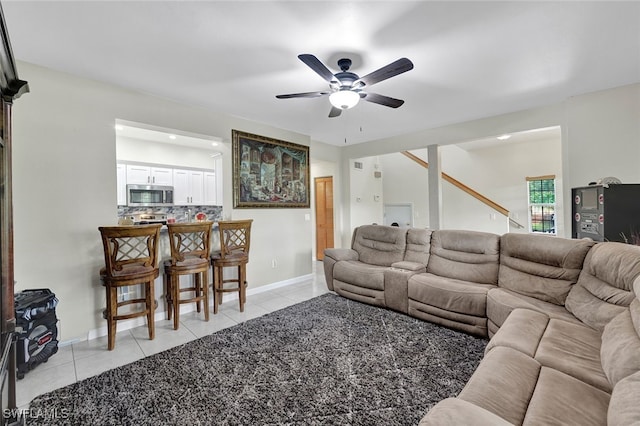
[572,184,640,242]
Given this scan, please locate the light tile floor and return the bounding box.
[16,262,330,408]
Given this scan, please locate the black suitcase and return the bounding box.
[14,289,59,379]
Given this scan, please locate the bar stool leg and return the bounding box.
[239,265,246,313]
[213,265,220,314]
[165,274,173,322]
[195,273,202,313]
[172,274,180,330]
[146,280,155,341]
[107,285,117,351]
[203,270,210,322]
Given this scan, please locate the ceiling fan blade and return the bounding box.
[298,54,336,83]
[362,92,405,108]
[354,58,414,87]
[276,91,330,99]
[328,106,342,118]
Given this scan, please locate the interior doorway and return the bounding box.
[315,176,334,260]
[384,203,413,227]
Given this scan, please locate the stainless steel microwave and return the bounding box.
[126,184,174,207]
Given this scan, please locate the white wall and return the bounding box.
[441,182,510,234]
[380,150,429,228]
[349,157,384,228]
[441,135,563,234]
[12,61,317,341]
[377,133,562,235]
[564,84,640,231]
[340,83,639,238]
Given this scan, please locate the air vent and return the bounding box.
[354,161,363,170]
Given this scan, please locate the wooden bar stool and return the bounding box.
[212,219,253,314]
[164,221,213,330]
[99,224,161,351]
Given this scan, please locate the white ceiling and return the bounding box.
[115,120,223,151]
[3,1,639,147]
[456,126,560,151]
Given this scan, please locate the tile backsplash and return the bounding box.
[118,205,223,223]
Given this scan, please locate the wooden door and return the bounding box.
[315,177,334,260]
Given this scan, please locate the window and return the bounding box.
[527,175,556,234]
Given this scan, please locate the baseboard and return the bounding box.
[82,273,313,343]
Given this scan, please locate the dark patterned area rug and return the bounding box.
[28,294,487,425]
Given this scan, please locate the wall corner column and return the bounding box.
[427,144,442,230]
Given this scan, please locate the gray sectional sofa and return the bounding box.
[323,225,640,425]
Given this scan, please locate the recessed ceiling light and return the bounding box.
[497,134,511,140]
[211,142,218,147]
[168,134,177,140]
[115,125,124,131]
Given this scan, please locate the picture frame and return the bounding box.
[232,129,310,208]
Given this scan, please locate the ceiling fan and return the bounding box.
[276,54,414,118]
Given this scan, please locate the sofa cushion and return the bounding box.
[409,273,494,317]
[608,370,640,426]
[351,224,407,266]
[522,367,610,426]
[404,228,432,265]
[498,233,593,305]
[487,287,583,329]
[427,230,500,285]
[534,317,610,392]
[600,299,640,387]
[459,347,610,426]
[333,260,387,291]
[487,308,610,392]
[565,242,640,331]
[458,346,541,425]
[419,398,513,426]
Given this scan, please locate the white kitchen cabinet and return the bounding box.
[116,163,127,205]
[204,171,216,205]
[173,169,204,205]
[126,165,173,185]
[190,170,204,204]
[151,167,173,185]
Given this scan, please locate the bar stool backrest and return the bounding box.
[99,224,162,276]
[218,219,253,259]
[167,222,213,264]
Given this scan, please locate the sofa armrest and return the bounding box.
[323,248,359,291]
[419,398,514,426]
[384,266,424,314]
[324,248,359,262]
[485,308,550,357]
[391,261,427,273]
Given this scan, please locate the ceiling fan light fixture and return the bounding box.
[329,90,360,110]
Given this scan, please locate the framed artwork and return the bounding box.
[232,129,310,208]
